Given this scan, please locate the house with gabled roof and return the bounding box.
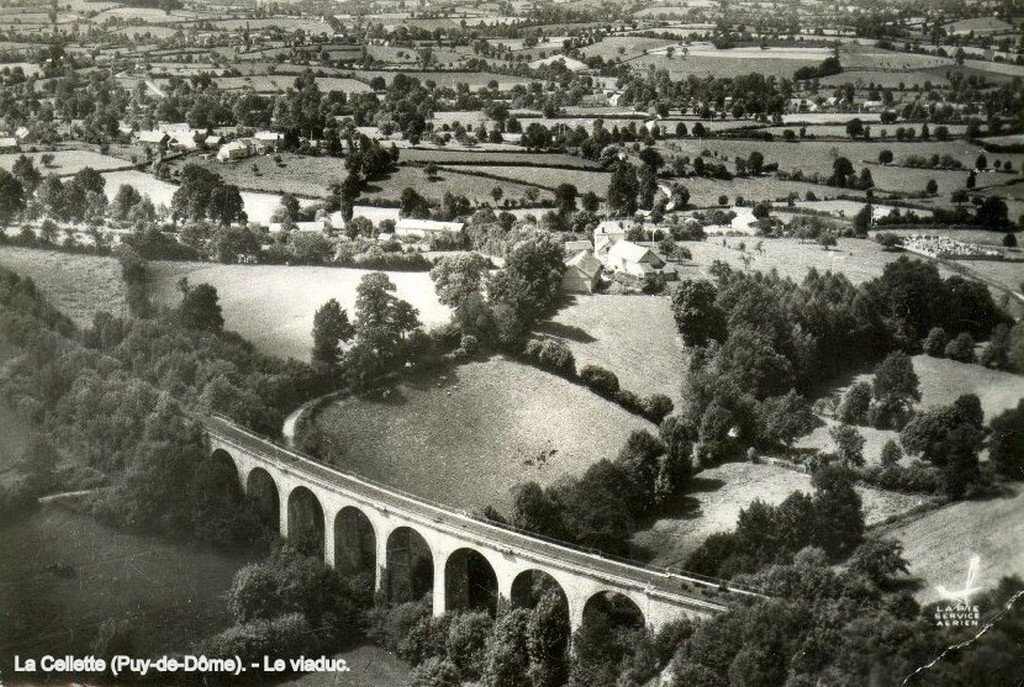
[562,249,603,294]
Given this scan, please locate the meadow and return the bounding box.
[538,295,686,405]
[311,356,657,514]
[360,165,543,205]
[101,169,315,225]
[213,75,372,94]
[659,138,1022,180]
[149,262,449,362]
[679,237,958,285]
[877,488,1024,604]
[0,507,252,660]
[443,164,610,196]
[0,149,130,176]
[796,354,1024,465]
[633,461,924,567]
[0,247,128,325]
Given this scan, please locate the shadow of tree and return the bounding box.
[534,320,597,343]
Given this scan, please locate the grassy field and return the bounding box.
[213,75,372,93]
[400,148,601,169]
[102,169,315,225]
[349,70,532,89]
[0,149,130,176]
[172,154,348,198]
[539,295,685,405]
[658,138,1022,180]
[444,164,611,196]
[0,506,252,662]
[312,357,656,514]
[150,262,449,362]
[360,165,542,205]
[680,236,932,285]
[0,246,128,325]
[876,488,1024,604]
[796,354,1024,465]
[0,505,410,682]
[634,461,924,567]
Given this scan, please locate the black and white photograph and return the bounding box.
[0,0,1023,684]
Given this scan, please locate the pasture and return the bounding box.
[679,237,960,285]
[310,356,657,514]
[634,461,923,567]
[360,165,543,205]
[876,487,1024,604]
[149,262,449,362]
[658,138,1022,180]
[796,354,1024,465]
[0,149,130,176]
[443,164,610,196]
[0,247,128,325]
[0,507,251,661]
[101,169,314,225]
[539,294,686,405]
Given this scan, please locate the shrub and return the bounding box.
[205,613,312,663]
[615,389,645,415]
[579,364,620,396]
[859,462,944,494]
[944,332,976,363]
[458,334,479,355]
[837,382,872,425]
[880,439,903,467]
[364,599,431,654]
[923,327,949,357]
[524,338,576,378]
[410,657,460,687]
[643,394,675,424]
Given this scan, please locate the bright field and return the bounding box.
[634,461,924,567]
[539,295,686,406]
[150,262,449,362]
[0,149,130,176]
[678,237,948,285]
[0,246,128,325]
[360,165,542,205]
[876,488,1024,604]
[311,357,657,514]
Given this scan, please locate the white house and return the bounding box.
[603,240,672,279]
[0,137,17,152]
[136,129,170,145]
[254,131,284,151]
[217,140,254,162]
[394,218,464,239]
[593,219,629,256]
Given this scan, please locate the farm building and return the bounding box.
[394,218,465,239]
[217,140,254,161]
[562,249,603,294]
[593,219,629,256]
[603,240,673,279]
[135,129,170,145]
[564,239,592,254]
[0,137,18,152]
[254,131,284,151]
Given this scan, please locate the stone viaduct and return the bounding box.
[206,415,760,632]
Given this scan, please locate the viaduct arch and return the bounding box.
[207,416,759,632]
